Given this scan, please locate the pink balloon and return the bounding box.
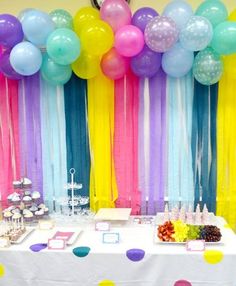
[101,47,129,79]
[100,0,132,32]
[115,25,144,57]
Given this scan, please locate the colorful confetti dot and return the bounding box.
[204,250,224,264]
[174,280,192,286]
[98,279,116,286]
[126,248,145,262]
[73,246,91,257]
[29,243,47,252]
[0,264,5,277]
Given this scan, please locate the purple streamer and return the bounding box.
[19,73,43,200]
[148,69,166,214]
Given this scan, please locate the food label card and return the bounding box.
[48,239,66,250]
[102,232,120,244]
[186,240,205,252]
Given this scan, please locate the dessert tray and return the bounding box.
[11,227,35,244]
[50,227,82,245]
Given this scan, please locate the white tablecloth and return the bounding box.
[0,217,236,286]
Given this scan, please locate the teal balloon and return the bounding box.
[196,0,228,27]
[50,9,73,30]
[193,47,223,85]
[41,54,72,85]
[211,21,236,55]
[46,28,81,65]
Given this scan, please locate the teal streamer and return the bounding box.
[40,77,67,211]
[192,80,217,211]
[64,74,90,199]
[208,84,218,213]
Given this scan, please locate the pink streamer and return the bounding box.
[114,70,140,214]
[0,74,20,205]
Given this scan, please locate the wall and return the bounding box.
[0,0,235,15]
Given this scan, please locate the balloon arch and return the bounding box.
[0,0,236,85]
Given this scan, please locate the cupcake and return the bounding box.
[13,180,22,189]
[3,211,13,220]
[32,191,40,202]
[7,192,20,204]
[12,213,22,221]
[22,177,32,189]
[24,190,31,196]
[23,211,34,223]
[29,204,38,214]
[35,209,44,220]
[43,207,49,216]
[22,195,32,206]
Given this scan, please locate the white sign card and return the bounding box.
[186,240,205,252]
[102,232,120,244]
[48,239,66,250]
[95,221,110,231]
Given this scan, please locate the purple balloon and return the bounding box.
[144,16,179,52]
[0,14,24,48]
[0,49,23,79]
[132,7,159,32]
[131,45,161,77]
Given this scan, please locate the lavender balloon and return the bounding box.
[0,14,24,48]
[144,16,179,52]
[132,7,159,32]
[131,45,161,77]
[0,50,23,79]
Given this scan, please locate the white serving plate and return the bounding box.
[11,227,35,244]
[94,208,132,221]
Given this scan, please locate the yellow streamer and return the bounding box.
[217,56,236,231]
[87,72,118,212]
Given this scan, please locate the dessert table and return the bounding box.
[0,216,236,286]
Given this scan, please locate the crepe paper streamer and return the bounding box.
[40,77,67,211]
[0,264,5,277]
[139,78,150,215]
[174,280,192,286]
[114,70,140,215]
[18,73,43,200]
[167,76,181,208]
[179,74,194,207]
[64,74,90,198]
[217,70,236,230]
[72,246,91,257]
[126,248,145,262]
[203,250,224,264]
[98,280,116,286]
[29,243,47,252]
[148,69,166,214]
[208,84,218,213]
[87,72,118,212]
[0,74,20,204]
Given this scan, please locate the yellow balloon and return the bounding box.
[73,7,100,36]
[72,51,101,79]
[229,9,236,21]
[224,54,236,79]
[80,20,114,56]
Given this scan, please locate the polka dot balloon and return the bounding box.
[193,47,223,85]
[204,250,224,264]
[179,16,213,51]
[144,16,179,52]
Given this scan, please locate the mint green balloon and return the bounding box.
[211,21,236,55]
[196,0,228,27]
[41,53,72,85]
[46,28,81,65]
[193,47,223,85]
[50,9,73,30]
